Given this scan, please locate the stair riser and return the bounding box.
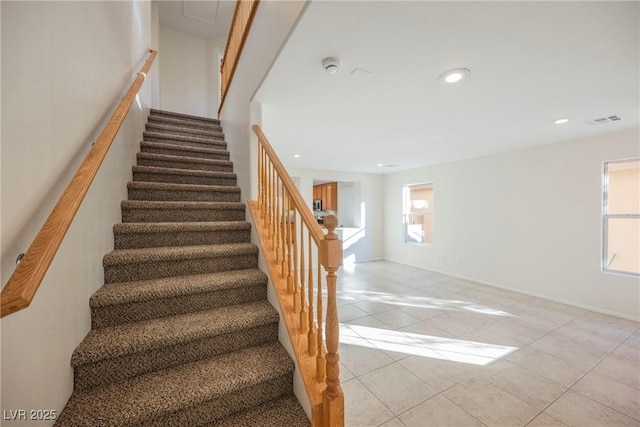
[74,323,278,391]
[146,123,225,139]
[104,253,258,283]
[133,171,237,187]
[149,115,223,131]
[141,146,230,161]
[141,374,295,427]
[92,284,267,328]
[137,157,234,173]
[114,229,250,249]
[128,188,241,202]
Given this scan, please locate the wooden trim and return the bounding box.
[219,0,260,115]
[253,125,324,244]
[1,49,158,318]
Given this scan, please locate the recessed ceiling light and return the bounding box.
[293,154,301,158]
[438,68,470,84]
[554,118,569,124]
[377,163,384,167]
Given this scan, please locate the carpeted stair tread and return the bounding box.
[148,114,223,132]
[132,165,236,180]
[144,130,226,146]
[103,243,259,283]
[113,220,251,248]
[91,269,267,308]
[127,181,241,202]
[72,300,278,366]
[137,151,232,167]
[137,152,233,173]
[132,165,237,186]
[120,200,246,223]
[104,243,257,265]
[90,269,268,328]
[114,220,250,235]
[140,141,230,160]
[208,395,310,427]
[55,342,294,426]
[146,122,225,139]
[128,181,240,192]
[150,108,221,125]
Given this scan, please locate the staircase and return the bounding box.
[55,109,309,426]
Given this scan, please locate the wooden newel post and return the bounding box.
[320,215,344,426]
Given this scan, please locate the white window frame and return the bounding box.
[403,182,433,245]
[602,158,640,276]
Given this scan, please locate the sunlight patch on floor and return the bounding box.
[339,288,515,317]
[341,324,518,366]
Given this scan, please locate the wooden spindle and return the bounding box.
[307,228,317,356]
[296,209,308,333]
[260,146,266,216]
[269,162,274,242]
[273,173,282,262]
[283,189,291,286]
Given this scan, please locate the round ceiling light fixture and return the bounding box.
[438,68,470,84]
[554,118,569,124]
[322,57,341,74]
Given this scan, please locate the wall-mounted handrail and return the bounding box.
[1,49,158,318]
[219,0,260,114]
[250,125,344,426]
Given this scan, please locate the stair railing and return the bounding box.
[219,0,260,114]
[249,125,344,427]
[1,49,158,318]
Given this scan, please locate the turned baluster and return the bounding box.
[297,215,308,334]
[307,229,317,356]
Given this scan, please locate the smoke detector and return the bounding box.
[322,57,341,74]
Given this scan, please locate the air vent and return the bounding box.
[586,115,622,126]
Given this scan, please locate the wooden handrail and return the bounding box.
[249,125,344,426]
[1,49,158,318]
[219,0,260,114]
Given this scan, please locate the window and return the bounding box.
[403,183,433,244]
[603,159,640,276]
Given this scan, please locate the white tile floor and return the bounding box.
[336,261,640,427]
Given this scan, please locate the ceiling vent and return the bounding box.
[586,115,622,126]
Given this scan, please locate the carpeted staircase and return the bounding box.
[55,109,310,426]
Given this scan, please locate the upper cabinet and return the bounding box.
[313,182,337,211]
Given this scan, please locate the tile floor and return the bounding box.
[335,261,640,427]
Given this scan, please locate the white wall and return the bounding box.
[0,1,153,424]
[150,2,161,109]
[288,167,385,264]
[217,0,309,415]
[159,27,221,118]
[384,128,640,320]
